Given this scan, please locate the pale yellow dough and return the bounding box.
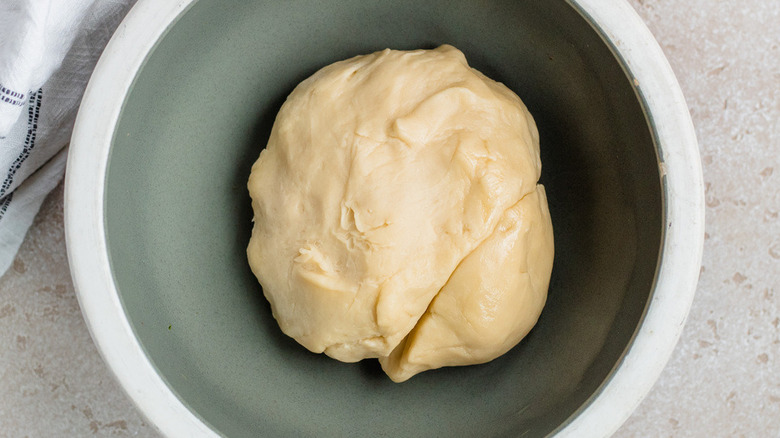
[247,45,554,382]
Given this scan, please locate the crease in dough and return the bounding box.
[379,186,554,382]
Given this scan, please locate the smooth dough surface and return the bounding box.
[247,45,554,382]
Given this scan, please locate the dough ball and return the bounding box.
[247,45,554,382]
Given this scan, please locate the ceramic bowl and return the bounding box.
[65,0,704,436]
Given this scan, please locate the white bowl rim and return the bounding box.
[64,0,704,436]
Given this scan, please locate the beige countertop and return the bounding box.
[1,0,777,436]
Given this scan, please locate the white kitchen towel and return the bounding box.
[0,0,137,275]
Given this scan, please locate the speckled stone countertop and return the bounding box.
[1,0,777,436]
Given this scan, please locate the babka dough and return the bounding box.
[247,45,554,382]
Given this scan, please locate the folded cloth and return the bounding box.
[0,0,137,275]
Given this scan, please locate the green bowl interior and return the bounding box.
[105,0,661,436]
